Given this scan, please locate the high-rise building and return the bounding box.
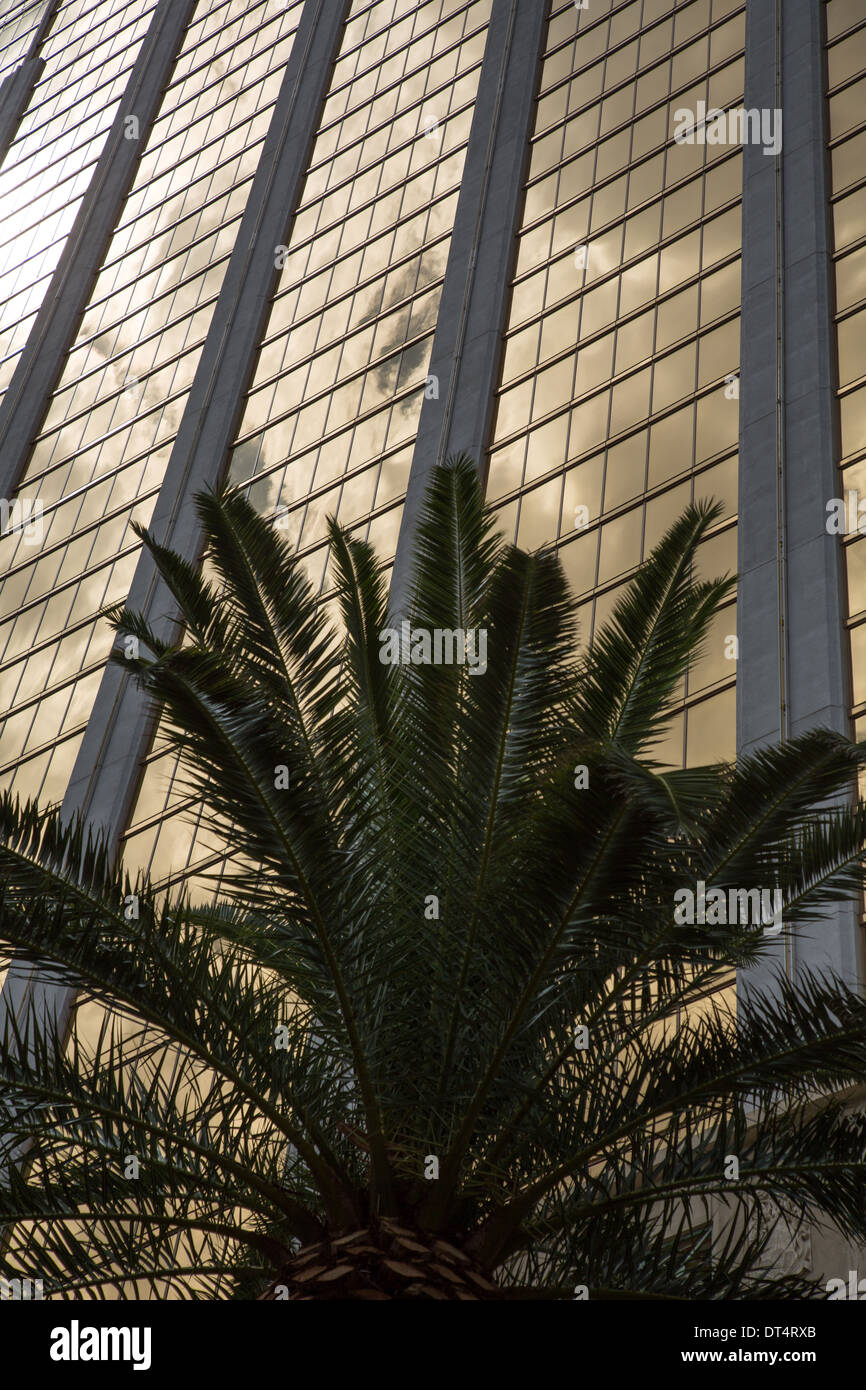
[0,0,863,1289]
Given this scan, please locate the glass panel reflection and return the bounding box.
[121,0,494,896]
[0,0,306,806]
[487,0,743,771]
[826,1,866,725]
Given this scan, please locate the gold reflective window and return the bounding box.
[576,331,615,394]
[700,260,740,325]
[685,687,736,763]
[533,356,575,419]
[619,251,659,314]
[598,506,644,583]
[604,431,648,510]
[837,309,866,387]
[658,283,700,347]
[578,277,619,337]
[558,528,599,597]
[525,413,570,484]
[644,479,690,553]
[563,453,604,526]
[662,178,703,238]
[627,151,665,207]
[540,301,580,365]
[827,0,865,40]
[845,540,866,617]
[635,62,671,115]
[659,229,701,294]
[653,341,698,412]
[610,363,651,432]
[615,308,654,371]
[697,318,739,387]
[829,74,866,139]
[569,389,610,456]
[604,38,640,89]
[702,207,741,266]
[840,383,866,458]
[827,27,866,87]
[591,177,628,232]
[849,621,866,705]
[517,475,563,549]
[486,439,526,499]
[834,184,866,252]
[501,322,541,385]
[648,402,695,484]
[624,201,662,258]
[696,452,738,517]
[836,244,866,311]
[696,386,738,462]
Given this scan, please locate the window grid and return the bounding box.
[0,0,158,398]
[0,0,293,367]
[0,0,49,79]
[486,0,744,771]
[825,3,866,738]
[121,0,494,898]
[0,0,305,807]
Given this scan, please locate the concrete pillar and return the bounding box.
[389,0,547,608]
[737,2,861,991]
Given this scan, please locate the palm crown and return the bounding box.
[3,454,866,1300]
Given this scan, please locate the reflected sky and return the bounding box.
[487,0,743,770]
[0,0,304,805]
[122,0,493,897]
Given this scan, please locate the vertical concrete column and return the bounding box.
[737,0,860,995]
[0,57,44,168]
[0,0,197,501]
[0,0,350,1038]
[0,1,60,168]
[389,0,547,607]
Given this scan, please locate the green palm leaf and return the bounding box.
[2,455,866,1300]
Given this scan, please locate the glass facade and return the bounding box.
[0,0,863,1303]
[0,0,51,78]
[0,0,157,407]
[119,0,493,900]
[0,0,304,807]
[826,0,866,741]
[0,0,856,916]
[487,0,743,769]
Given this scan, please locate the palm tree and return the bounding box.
[3,454,866,1301]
